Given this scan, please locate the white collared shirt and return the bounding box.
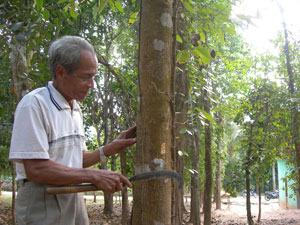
[9,81,87,180]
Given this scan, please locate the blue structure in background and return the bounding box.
[277,160,300,209]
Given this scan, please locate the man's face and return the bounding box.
[56,50,98,102]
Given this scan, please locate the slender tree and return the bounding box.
[277,2,300,205]
[132,0,174,224]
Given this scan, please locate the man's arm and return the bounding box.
[83,138,136,167]
[83,125,136,168]
[23,159,131,193]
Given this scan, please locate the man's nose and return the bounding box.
[87,79,94,89]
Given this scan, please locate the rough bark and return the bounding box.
[257,182,262,222]
[215,113,223,210]
[171,1,178,224]
[103,69,114,215]
[10,40,31,225]
[245,124,254,225]
[278,3,300,207]
[120,151,130,225]
[190,131,200,225]
[174,1,189,223]
[132,1,174,224]
[272,163,277,191]
[203,87,212,225]
[215,152,222,210]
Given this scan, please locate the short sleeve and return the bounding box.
[9,96,50,161]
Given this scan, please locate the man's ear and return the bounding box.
[55,65,66,80]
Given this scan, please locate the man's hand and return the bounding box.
[90,169,132,193]
[117,125,136,139]
[103,125,136,156]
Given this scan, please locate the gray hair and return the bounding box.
[48,36,96,78]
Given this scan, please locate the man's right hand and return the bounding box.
[89,169,132,193]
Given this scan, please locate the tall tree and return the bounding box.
[132,0,174,224]
[277,2,300,206]
[174,1,189,224]
[203,77,212,225]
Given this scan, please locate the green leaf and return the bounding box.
[192,46,211,64]
[199,31,206,43]
[42,9,50,20]
[34,0,44,11]
[69,5,78,19]
[176,34,183,43]
[181,0,194,13]
[177,50,190,64]
[199,111,214,123]
[128,12,138,25]
[108,0,115,10]
[115,1,124,13]
[98,0,108,14]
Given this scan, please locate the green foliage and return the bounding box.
[0,0,298,199]
[223,157,245,196]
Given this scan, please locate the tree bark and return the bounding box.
[257,181,262,223]
[272,163,277,191]
[174,1,189,223]
[103,67,114,215]
[10,39,31,225]
[132,1,174,224]
[278,2,300,207]
[215,113,223,210]
[120,151,130,225]
[215,151,222,210]
[190,130,200,225]
[203,85,212,225]
[246,124,254,225]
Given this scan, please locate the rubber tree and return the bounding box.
[277,1,300,207]
[131,0,175,224]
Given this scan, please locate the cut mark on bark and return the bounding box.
[160,12,173,28]
[153,39,165,51]
[150,158,165,171]
[161,142,166,155]
[135,164,150,174]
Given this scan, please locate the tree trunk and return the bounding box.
[215,112,223,210]
[215,151,222,210]
[10,163,16,225]
[10,40,31,225]
[278,2,300,207]
[246,124,254,225]
[103,68,114,215]
[257,181,262,223]
[171,1,178,224]
[120,151,130,225]
[174,1,189,223]
[272,163,277,191]
[190,131,200,225]
[132,1,174,224]
[203,86,212,225]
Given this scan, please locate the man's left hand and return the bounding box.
[103,125,136,156]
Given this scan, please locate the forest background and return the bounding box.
[0,0,300,225]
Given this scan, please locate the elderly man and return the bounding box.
[9,36,136,225]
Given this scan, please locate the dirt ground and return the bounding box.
[88,195,300,225]
[1,192,300,225]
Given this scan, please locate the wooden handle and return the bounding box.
[46,183,98,194]
[47,170,182,194]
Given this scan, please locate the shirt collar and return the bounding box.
[47,81,80,111]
